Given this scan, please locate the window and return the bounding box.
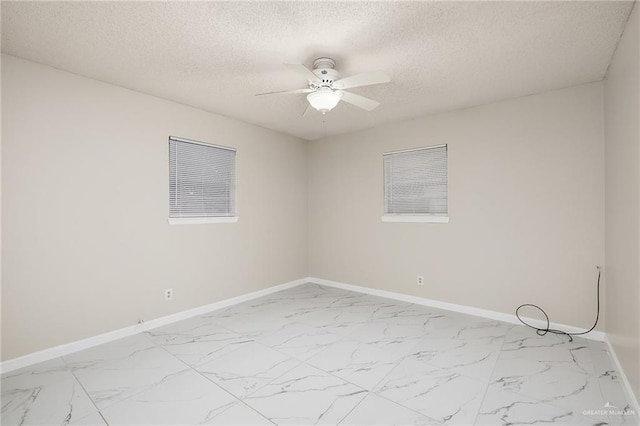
[382,144,448,223]
[168,137,237,224]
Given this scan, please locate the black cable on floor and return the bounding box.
[515,266,601,342]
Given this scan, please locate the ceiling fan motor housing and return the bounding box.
[311,57,340,87]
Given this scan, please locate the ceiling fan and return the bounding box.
[256,57,391,115]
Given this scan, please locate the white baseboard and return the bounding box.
[1,275,608,375]
[307,277,606,342]
[0,277,308,374]
[604,335,640,414]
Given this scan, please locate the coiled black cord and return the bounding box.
[515,267,601,342]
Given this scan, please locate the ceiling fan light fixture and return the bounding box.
[307,88,342,114]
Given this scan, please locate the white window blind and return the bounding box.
[383,145,448,217]
[169,137,236,220]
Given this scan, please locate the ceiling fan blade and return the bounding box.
[255,88,312,96]
[332,71,390,90]
[284,63,321,83]
[339,91,380,111]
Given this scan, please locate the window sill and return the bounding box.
[381,215,449,223]
[168,217,238,225]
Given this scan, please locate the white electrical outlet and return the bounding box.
[164,288,173,301]
[417,276,424,286]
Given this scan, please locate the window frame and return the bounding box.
[381,144,449,224]
[167,136,238,225]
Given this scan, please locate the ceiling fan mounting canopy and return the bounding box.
[313,57,336,69]
[255,56,391,115]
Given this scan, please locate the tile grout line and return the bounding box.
[355,339,448,425]
[325,315,446,424]
[66,333,188,417]
[228,339,304,399]
[469,326,512,425]
[63,356,111,426]
[334,355,409,425]
[153,336,277,425]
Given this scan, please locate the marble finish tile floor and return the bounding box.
[2,283,638,425]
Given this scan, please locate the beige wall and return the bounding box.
[2,43,632,392]
[1,55,308,360]
[604,2,639,400]
[308,83,605,330]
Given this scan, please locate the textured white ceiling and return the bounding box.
[1,1,634,140]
